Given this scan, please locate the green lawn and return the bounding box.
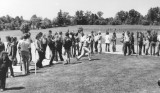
[4,53,160,93]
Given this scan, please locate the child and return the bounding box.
[63,32,72,64]
[0,51,9,91]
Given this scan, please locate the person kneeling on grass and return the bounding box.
[77,34,91,61]
[63,32,72,65]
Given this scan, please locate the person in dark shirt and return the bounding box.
[137,32,143,55]
[0,38,5,53]
[150,31,157,56]
[0,51,9,91]
[63,32,72,64]
[74,32,80,56]
[130,32,136,54]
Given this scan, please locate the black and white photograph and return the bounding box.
[0,0,160,92]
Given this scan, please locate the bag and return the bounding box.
[64,37,72,49]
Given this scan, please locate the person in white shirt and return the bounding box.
[98,31,102,54]
[79,32,86,54]
[77,35,91,61]
[94,33,99,53]
[123,31,131,56]
[17,33,31,75]
[105,31,111,52]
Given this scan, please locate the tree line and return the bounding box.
[0,7,160,31]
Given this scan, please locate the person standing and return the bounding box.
[150,31,157,56]
[156,33,160,56]
[17,34,31,75]
[120,32,125,53]
[90,31,95,54]
[74,32,80,56]
[42,34,48,57]
[63,32,72,64]
[48,34,56,66]
[130,32,136,54]
[35,32,44,68]
[94,33,99,53]
[56,32,64,61]
[79,32,86,54]
[137,32,143,55]
[6,36,14,77]
[98,31,102,54]
[124,31,131,56]
[0,51,10,91]
[105,31,111,52]
[111,32,117,52]
[145,30,151,55]
[0,38,5,53]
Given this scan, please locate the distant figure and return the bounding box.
[124,31,131,56]
[63,32,72,64]
[156,34,160,56]
[105,31,111,52]
[137,32,143,55]
[120,32,125,53]
[150,31,157,56]
[74,32,80,56]
[94,33,99,53]
[145,30,151,55]
[90,31,95,54]
[98,31,102,54]
[0,51,9,91]
[111,32,117,52]
[130,32,136,54]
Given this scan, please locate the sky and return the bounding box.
[0,0,160,20]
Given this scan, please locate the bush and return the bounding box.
[20,22,30,33]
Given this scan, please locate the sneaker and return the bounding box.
[89,59,92,61]
[76,57,79,61]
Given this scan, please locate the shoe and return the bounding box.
[89,59,92,61]
[10,75,14,78]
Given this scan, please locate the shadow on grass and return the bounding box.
[70,61,82,65]
[6,86,25,90]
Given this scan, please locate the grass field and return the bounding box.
[1,25,160,93]
[4,53,160,93]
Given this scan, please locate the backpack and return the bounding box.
[63,37,72,49]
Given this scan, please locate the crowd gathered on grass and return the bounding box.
[0,27,160,91]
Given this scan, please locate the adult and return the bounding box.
[77,35,91,61]
[17,34,31,75]
[105,31,111,52]
[0,51,10,91]
[63,32,72,64]
[123,31,131,56]
[35,32,44,68]
[98,31,102,54]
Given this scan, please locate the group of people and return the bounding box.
[0,27,160,91]
[121,30,160,56]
